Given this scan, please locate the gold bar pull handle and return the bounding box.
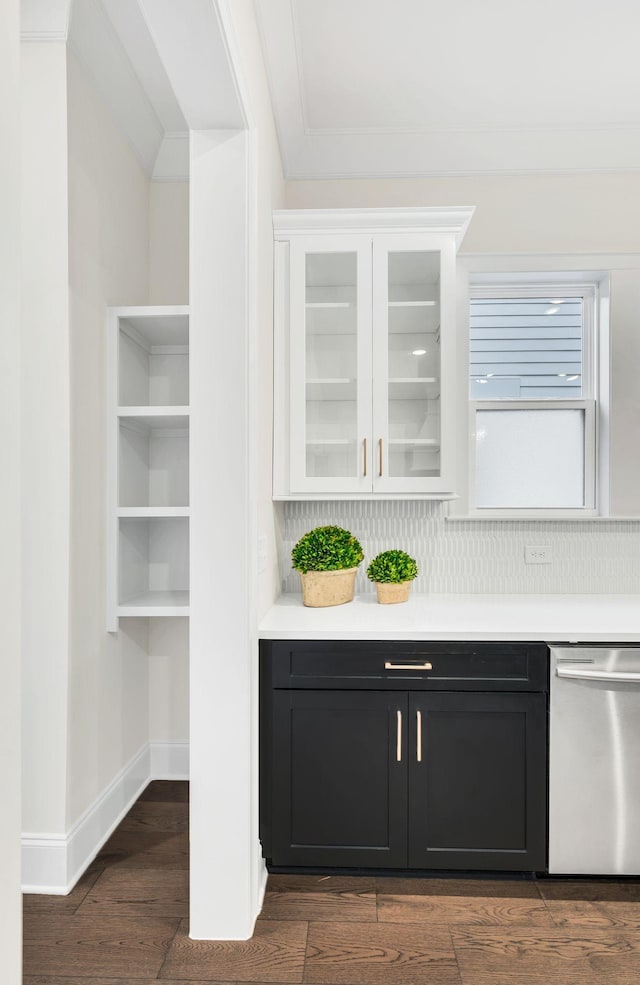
[363,437,367,477]
[416,709,422,762]
[396,709,402,762]
[385,661,433,671]
[378,437,383,477]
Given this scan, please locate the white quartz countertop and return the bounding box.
[258,594,640,643]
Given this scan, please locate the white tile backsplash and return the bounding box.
[281,501,640,595]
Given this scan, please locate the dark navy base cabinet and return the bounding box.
[260,640,548,872]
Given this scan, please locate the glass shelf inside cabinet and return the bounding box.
[387,250,442,480]
[305,251,359,480]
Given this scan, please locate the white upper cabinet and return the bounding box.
[273,208,474,499]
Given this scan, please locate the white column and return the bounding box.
[20,41,71,841]
[189,129,262,939]
[0,0,22,979]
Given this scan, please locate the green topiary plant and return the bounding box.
[292,525,364,574]
[367,549,418,584]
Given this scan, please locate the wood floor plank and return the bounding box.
[119,802,188,833]
[537,879,640,902]
[594,901,640,929]
[23,979,293,985]
[378,892,554,926]
[96,829,189,869]
[260,889,376,923]
[23,912,180,979]
[268,874,376,895]
[376,876,542,898]
[452,925,636,983]
[139,780,189,803]
[23,864,105,916]
[304,920,461,985]
[160,918,308,983]
[76,867,189,918]
[543,898,620,928]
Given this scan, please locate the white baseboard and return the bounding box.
[150,740,189,779]
[22,741,189,894]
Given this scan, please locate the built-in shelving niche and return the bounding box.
[107,306,190,631]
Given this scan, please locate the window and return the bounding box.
[468,283,599,515]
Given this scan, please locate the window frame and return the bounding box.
[466,280,600,518]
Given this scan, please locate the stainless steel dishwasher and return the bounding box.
[549,644,640,875]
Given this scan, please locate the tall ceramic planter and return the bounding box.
[375,581,412,604]
[300,567,358,607]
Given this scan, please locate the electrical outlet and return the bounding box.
[525,545,553,564]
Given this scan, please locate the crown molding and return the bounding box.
[255,0,640,178]
[152,132,190,182]
[20,0,72,40]
[273,206,475,249]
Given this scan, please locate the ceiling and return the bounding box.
[254,0,640,178]
[21,0,640,180]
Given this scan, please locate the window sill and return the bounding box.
[446,514,640,522]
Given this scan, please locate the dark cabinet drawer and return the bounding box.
[265,640,549,692]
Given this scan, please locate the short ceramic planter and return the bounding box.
[300,567,358,607]
[375,581,412,604]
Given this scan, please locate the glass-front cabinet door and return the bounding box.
[372,235,455,493]
[289,235,372,493]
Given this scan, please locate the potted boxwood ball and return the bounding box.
[367,549,418,604]
[292,525,364,607]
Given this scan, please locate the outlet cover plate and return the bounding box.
[525,545,553,564]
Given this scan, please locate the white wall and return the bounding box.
[148,618,189,742]
[66,48,152,827]
[0,0,22,978]
[285,173,640,254]
[149,181,189,304]
[21,40,71,838]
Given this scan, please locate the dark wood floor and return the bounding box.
[24,780,640,984]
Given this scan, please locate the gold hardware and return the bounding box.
[416,710,422,762]
[396,710,402,762]
[378,438,383,476]
[385,661,433,671]
[363,437,367,477]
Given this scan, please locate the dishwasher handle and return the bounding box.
[556,666,640,684]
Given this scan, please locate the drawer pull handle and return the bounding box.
[379,437,383,476]
[416,709,422,762]
[363,437,367,477]
[396,710,402,762]
[385,661,433,671]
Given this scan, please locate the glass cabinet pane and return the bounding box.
[305,252,358,478]
[386,251,441,479]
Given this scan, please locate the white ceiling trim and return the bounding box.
[255,0,640,178]
[152,132,190,182]
[20,0,72,40]
[136,0,246,131]
[68,0,164,178]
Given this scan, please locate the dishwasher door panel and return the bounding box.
[549,646,640,875]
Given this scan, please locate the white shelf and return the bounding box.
[117,507,190,518]
[307,378,354,384]
[306,302,352,309]
[388,300,437,308]
[117,590,190,617]
[306,438,353,446]
[388,438,440,446]
[118,406,189,422]
[390,377,438,383]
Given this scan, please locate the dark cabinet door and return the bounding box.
[408,692,547,870]
[269,690,408,867]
